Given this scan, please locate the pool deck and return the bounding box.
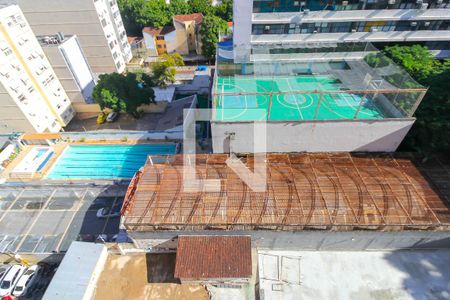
[0,140,178,183]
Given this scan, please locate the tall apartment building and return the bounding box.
[0,4,74,134]
[234,0,450,57]
[38,34,97,104]
[16,0,132,74]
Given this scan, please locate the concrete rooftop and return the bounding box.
[258,249,450,300]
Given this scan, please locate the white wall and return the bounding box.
[233,0,253,61]
[58,36,96,103]
[211,119,415,153]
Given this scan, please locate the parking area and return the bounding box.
[0,184,127,254]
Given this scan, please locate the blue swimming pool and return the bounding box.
[46,144,176,179]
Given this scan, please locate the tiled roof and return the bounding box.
[174,236,252,279]
[173,13,203,24]
[121,153,450,231]
[142,26,175,36]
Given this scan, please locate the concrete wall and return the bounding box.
[232,0,252,61]
[233,0,252,48]
[173,20,190,55]
[129,230,450,251]
[211,119,415,153]
[18,0,118,74]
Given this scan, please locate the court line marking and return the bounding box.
[286,78,304,120]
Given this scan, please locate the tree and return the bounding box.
[382,45,450,156]
[93,73,155,118]
[118,0,171,31]
[214,0,233,21]
[151,53,185,87]
[144,0,172,28]
[118,0,147,35]
[169,0,192,16]
[383,45,442,82]
[200,15,228,60]
[188,0,213,15]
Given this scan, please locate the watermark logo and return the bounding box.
[183,108,267,193]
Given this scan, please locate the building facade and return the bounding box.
[0,5,74,134]
[38,34,97,104]
[143,13,204,57]
[142,26,177,56]
[234,0,450,57]
[17,0,132,74]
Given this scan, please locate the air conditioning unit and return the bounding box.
[437,0,443,3]
[411,22,417,26]
[416,0,423,4]
[294,1,300,6]
[303,9,310,14]
[300,1,306,6]
[370,27,378,32]
[342,1,348,5]
[388,0,396,4]
[313,30,318,33]
[420,3,428,9]
[424,21,430,26]
[351,28,357,32]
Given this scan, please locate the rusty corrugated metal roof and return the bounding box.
[174,236,252,279]
[121,153,450,231]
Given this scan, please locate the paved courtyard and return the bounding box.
[0,184,127,254]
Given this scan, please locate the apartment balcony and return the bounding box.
[251,30,450,44]
[252,8,450,24]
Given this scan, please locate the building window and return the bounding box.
[109,41,114,49]
[18,94,26,102]
[2,47,12,56]
[101,18,107,27]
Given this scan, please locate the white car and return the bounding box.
[0,265,26,296]
[12,265,40,297]
[106,112,119,122]
[0,265,11,284]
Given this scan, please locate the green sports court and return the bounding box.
[214,75,385,121]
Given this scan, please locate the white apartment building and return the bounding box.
[16,0,132,74]
[0,4,74,134]
[38,34,97,104]
[233,0,450,58]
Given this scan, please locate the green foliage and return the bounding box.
[93,72,155,118]
[382,45,450,156]
[383,45,442,82]
[169,0,192,16]
[200,15,228,60]
[118,0,171,30]
[188,0,213,15]
[151,53,185,87]
[144,0,172,28]
[214,0,233,21]
[364,52,390,68]
[118,0,148,35]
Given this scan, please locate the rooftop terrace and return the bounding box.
[121,153,450,231]
[213,42,427,122]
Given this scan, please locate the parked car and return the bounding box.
[12,265,40,297]
[96,206,120,218]
[96,112,107,124]
[0,266,11,284]
[0,265,26,296]
[106,112,119,123]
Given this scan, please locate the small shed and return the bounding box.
[174,236,252,285]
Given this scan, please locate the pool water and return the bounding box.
[46,144,176,179]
